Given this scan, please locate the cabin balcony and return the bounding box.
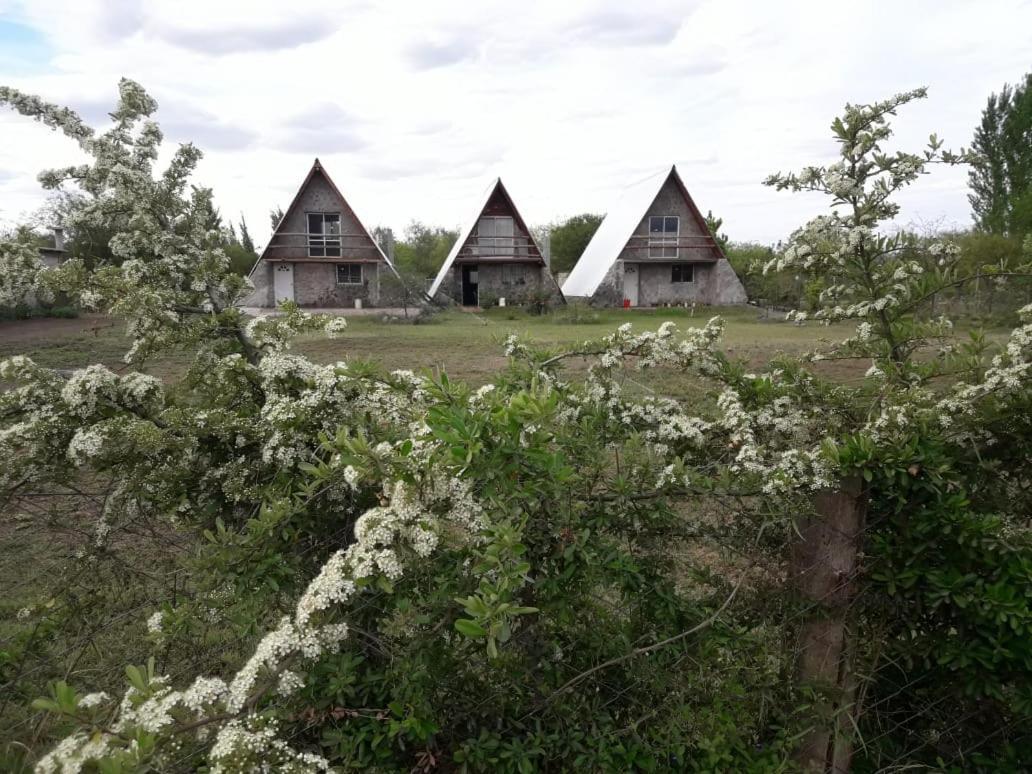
[263,232,383,263]
[619,235,721,263]
[453,236,544,265]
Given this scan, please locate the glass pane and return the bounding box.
[325,214,341,235]
[649,216,664,234]
[308,213,322,234]
[495,217,513,237]
[311,245,325,257]
[326,246,341,257]
[665,216,678,234]
[478,218,494,238]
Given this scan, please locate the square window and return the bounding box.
[336,263,362,285]
[671,264,694,283]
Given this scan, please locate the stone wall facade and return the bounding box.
[437,262,563,307]
[294,262,377,307]
[583,259,746,307]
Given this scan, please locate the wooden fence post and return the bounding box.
[790,476,867,773]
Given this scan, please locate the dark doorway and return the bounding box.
[462,265,479,306]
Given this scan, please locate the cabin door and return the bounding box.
[623,263,639,307]
[274,263,295,303]
[461,265,479,306]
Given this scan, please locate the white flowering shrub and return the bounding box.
[0,238,47,308]
[3,83,1031,772]
[761,89,1032,769]
[765,89,1031,387]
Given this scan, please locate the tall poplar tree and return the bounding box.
[968,72,1032,236]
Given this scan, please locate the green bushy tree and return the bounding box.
[394,221,458,279]
[546,213,603,275]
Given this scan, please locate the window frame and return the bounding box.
[335,263,363,285]
[671,263,694,284]
[477,216,515,255]
[501,263,527,286]
[648,215,680,259]
[307,212,343,258]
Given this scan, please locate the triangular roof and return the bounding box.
[561,165,724,297]
[428,178,546,297]
[250,158,398,276]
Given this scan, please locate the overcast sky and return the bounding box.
[0,0,1029,248]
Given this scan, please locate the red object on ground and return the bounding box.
[623,299,631,308]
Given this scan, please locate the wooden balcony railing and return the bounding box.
[454,235,543,263]
[263,232,383,261]
[621,234,722,262]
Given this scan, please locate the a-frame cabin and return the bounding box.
[429,178,564,307]
[243,159,401,308]
[562,165,747,307]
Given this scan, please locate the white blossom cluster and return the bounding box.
[0,238,46,307]
[324,316,348,338]
[716,386,833,494]
[34,465,484,771]
[934,303,1032,424]
[585,318,725,376]
[548,319,838,493]
[256,360,432,469]
[208,719,329,773]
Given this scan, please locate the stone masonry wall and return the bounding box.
[638,262,711,306]
[293,262,376,307]
[438,263,563,306]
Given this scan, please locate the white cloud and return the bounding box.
[1,0,1030,246]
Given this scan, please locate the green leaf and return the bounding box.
[454,619,487,638]
[125,665,147,692]
[31,698,60,713]
[508,606,539,616]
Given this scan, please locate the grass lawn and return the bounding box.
[0,305,867,393]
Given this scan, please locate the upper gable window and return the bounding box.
[308,213,342,257]
[648,216,679,258]
[476,216,514,255]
